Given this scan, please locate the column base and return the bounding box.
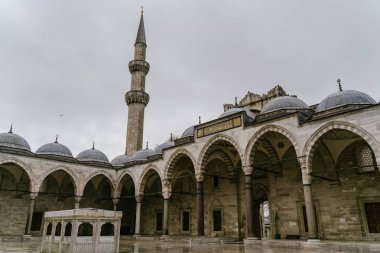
[160,235,170,241]
[244,237,261,247]
[133,234,141,240]
[307,239,321,243]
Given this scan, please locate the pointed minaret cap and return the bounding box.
[135,7,146,45]
[8,124,13,134]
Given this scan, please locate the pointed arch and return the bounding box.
[164,148,196,180]
[197,134,243,174]
[0,157,36,192]
[38,165,80,196]
[244,125,300,167]
[303,121,380,171]
[115,171,137,199]
[81,170,115,197]
[137,164,163,196]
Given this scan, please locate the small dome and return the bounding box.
[36,141,73,157]
[181,126,194,138]
[316,90,376,112]
[77,147,109,163]
[111,154,134,166]
[261,96,308,114]
[131,148,156,161]
[156,141,175,154]
[0,130,31,151]
[219,108,256,119]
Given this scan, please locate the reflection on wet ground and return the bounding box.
[0,240,359,253]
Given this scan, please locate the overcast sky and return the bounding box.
[1,0,379,161]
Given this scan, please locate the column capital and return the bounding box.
[135,195,143,203]
[195,172,204,182]
[75,196,82,203]
[162,191,171,199]
[29,192,38,200]
[112,198,120,205]
[242,165,253,175]
[298,156,307,169]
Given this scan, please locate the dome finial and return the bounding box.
[55,134,58,143]
[337,78,342,91]
[8,124,13,134]
[199,116,201,124]
[146,141,148,149]
[170,133,173,142]
[235,97,238,106]
[141,6,143,15]
[92,141,95,150]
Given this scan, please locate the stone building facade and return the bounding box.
[1,12,380,243]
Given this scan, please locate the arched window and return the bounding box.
[77,223,93,236]
[64,222,72,236]
[55,222,62,236]
[100,223,114,236]
[46,223,52,236]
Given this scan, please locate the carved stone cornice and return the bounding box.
[125,90,150,106]
[128,60,150,74]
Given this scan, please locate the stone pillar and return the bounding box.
[112,198,120,211]
[162,192,171,236]
[300,158,318,240]
[25,193,38,235]
[196,173,204,236]
[134,195,143,236]
[243,166,258,239]
[74,196,81,209]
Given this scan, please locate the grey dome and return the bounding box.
[0,132,31,151]
[219,108,256,119]
[316,90,377,112]
[36,142,73,157]
[77,148,109,163]
[181,126,194,138]
[156,141,175,154]
[111,154,134,166]
[261,96,308,114]
[131,148,156,161]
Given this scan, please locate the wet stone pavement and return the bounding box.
[0,240,363,253]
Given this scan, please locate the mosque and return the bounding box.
[0,11,379,243]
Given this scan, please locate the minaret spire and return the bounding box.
[125,10,150,154]
[135,7,146,45]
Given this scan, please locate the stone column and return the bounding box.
[112,198,120,211]
[25,193,38,235]
[300,158,318,240]
[134,195,143,236]
[162,192,171,236]
[74,196,81,209]
[196,173,204,236]
[243,166,257,239]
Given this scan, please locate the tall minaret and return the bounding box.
[125,9,150,154]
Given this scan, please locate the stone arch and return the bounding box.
[81,170,115,197]
[0,157,36,192]
[164,148,196,180]
[38,165,80,196]
[244,125,301,167]
[115,171,137,199]
[137,164,163,196]
[197,134,244,174]
[303,121,380,171]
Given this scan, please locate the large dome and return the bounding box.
[0,130,31,151]
[316,90,377,112]
[156,141,175,154]
[36,141,73,157]
[181,126,194,138]
[111,154,134,166]
[219,108,256,119]
[261,96,308,114]
[131,148,156,162]
[77,146,109,163]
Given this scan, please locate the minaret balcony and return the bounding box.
[125,90,150,106]
[129,60,150,74]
